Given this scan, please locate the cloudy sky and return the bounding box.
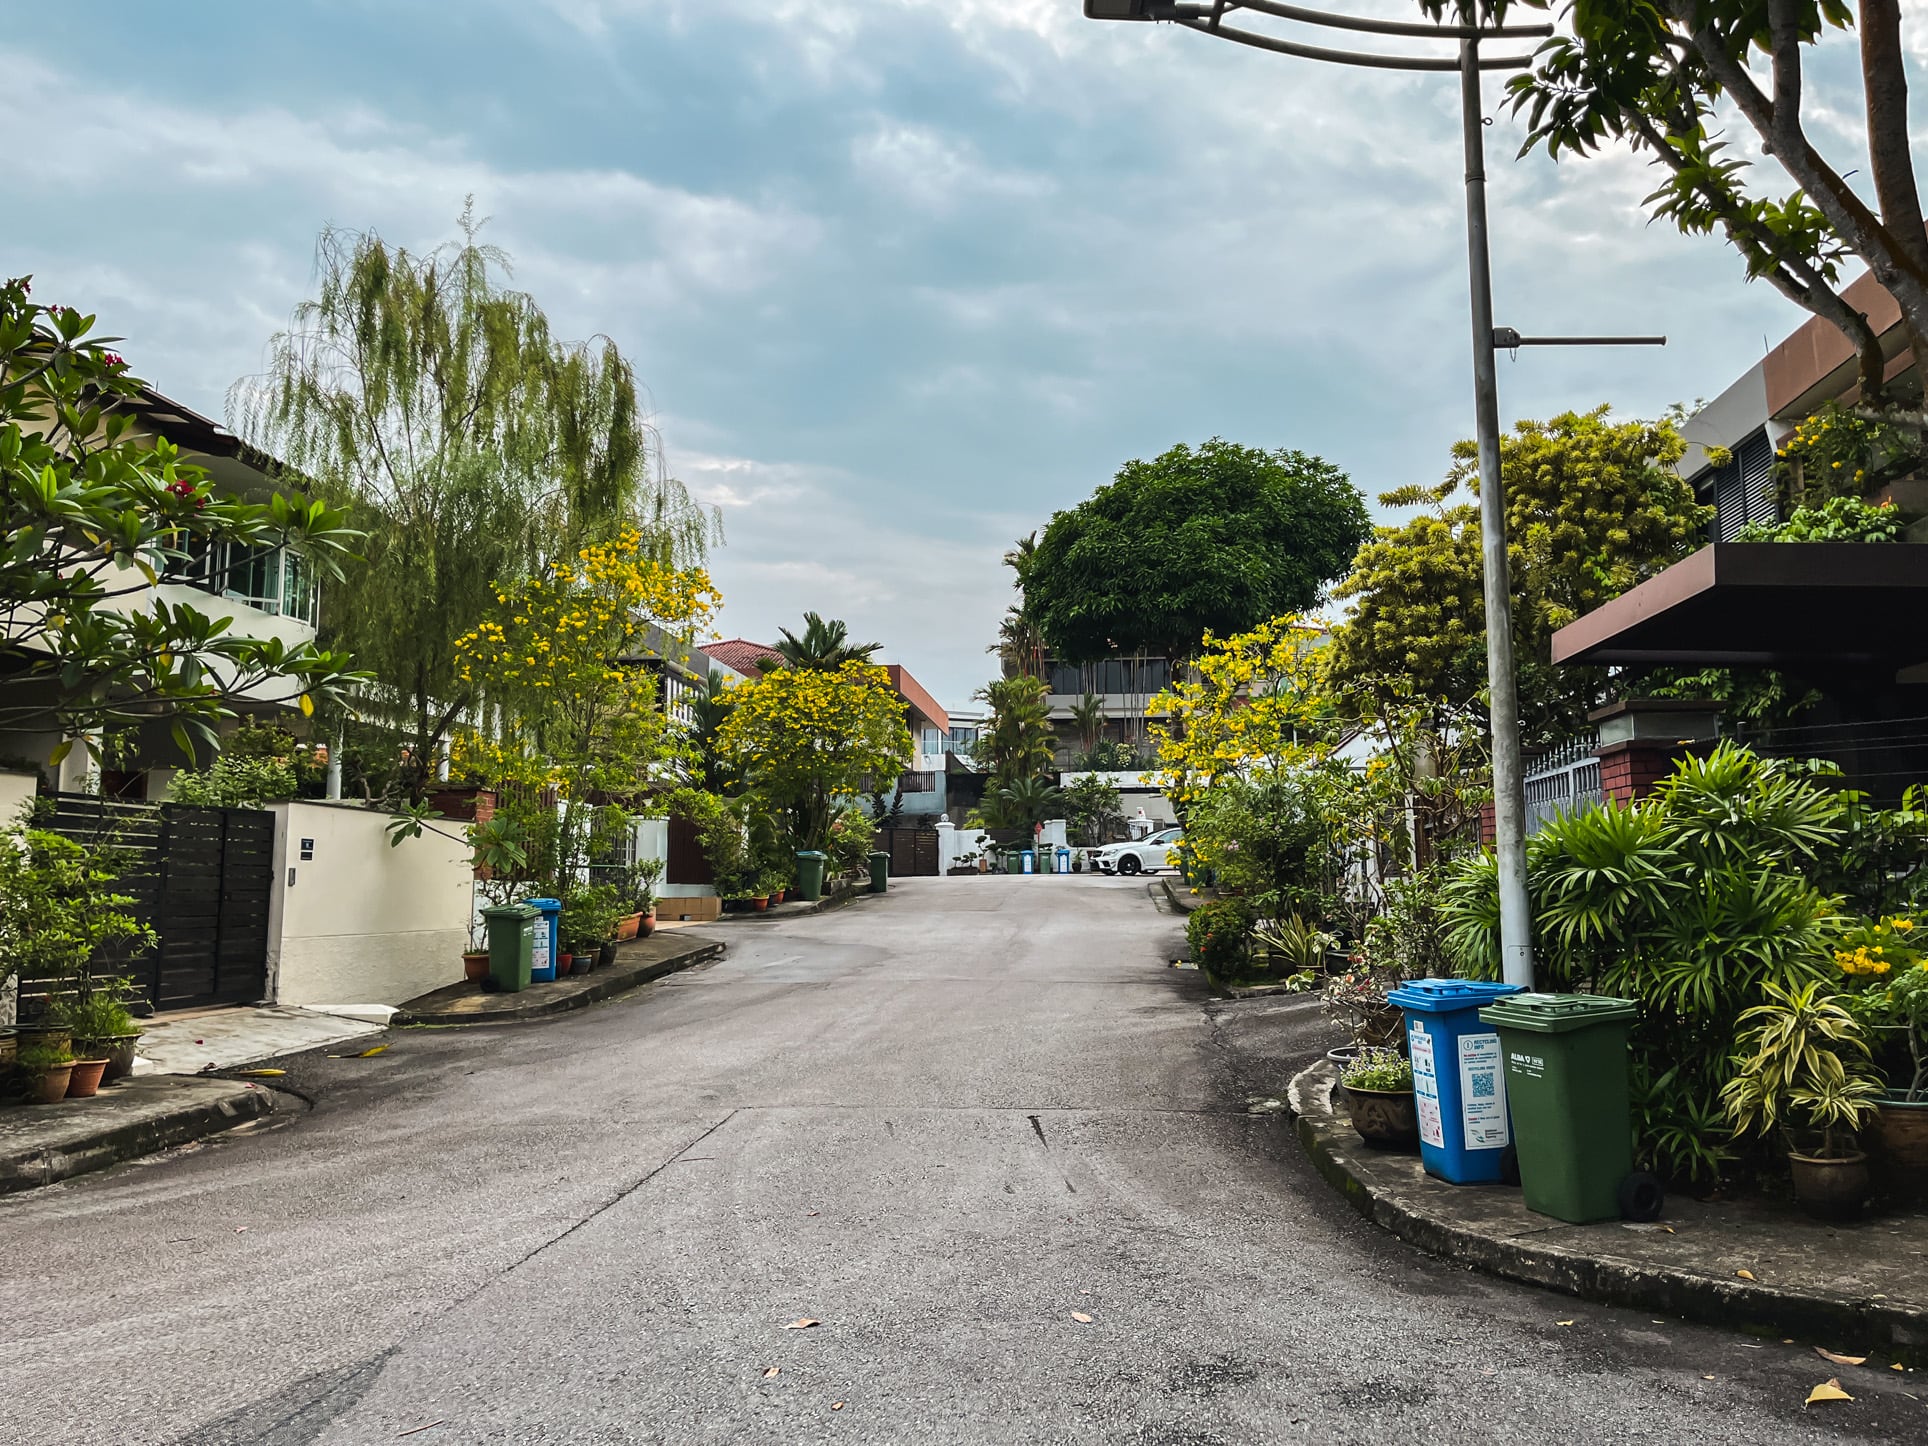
[5,2,1909,706]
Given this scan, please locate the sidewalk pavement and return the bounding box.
[1288,1059,1928,1363]
[0,1075,275,1196]
[395,929,725,1026]
[135,1005,386,1076]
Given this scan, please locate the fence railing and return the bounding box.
[1522,736,1602,834]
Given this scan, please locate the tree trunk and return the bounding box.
[1859,0,1928,392]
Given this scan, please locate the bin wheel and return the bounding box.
[1499,1145,1521,1187]
[1618,1171,1665,1222]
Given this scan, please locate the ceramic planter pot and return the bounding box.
[1788,1151,1871,1219]
[568,952,592,977]
[1870,1099,1928,1201]
[616,913,642,942]
[0,1029,16,1073]
[66,1058,111,1099]
[463,952,491,984]
[556,953,575,977]
[1326,1045,1361,1069]
[29,1063,75,1104]
[597,941,617,969]
[101,1033,141,1082]
[639,911,657,939]
[15,1024,72,1060]
[752,896,769,912]
[1342,1084,1419,1149]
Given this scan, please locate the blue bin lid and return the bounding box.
[523,897,561,910]
[1386,978,1526,1014]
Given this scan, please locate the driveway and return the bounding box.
[1,876,1919,1443]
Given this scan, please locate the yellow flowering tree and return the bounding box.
[716,660,912,853]
[454,526,719,797]
[1147,617,1326,816]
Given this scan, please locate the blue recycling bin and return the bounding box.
[524,897,562,983]
[1056,847,1071,874]
[1386,978,1528,1184]
[1021,850,1035,874]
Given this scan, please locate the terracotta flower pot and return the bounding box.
[753,896,769,912]
[1342,1084,1419,1149]
[1870,1099,1928,1201]
[30,1063,75,1104]
[463,952,491,984]
[771,888,785,905]
[66,1058,111,1099]
[1789,1150,1871,1219]
[616,913,642,942]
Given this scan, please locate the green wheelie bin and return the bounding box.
[481,902,540,993]
[795,849,828,903]
[1477,993,1664,1224]
[868,850,891,893]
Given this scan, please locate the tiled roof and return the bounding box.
[704,638,783,678]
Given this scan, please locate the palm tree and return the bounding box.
[974,675,1056,784]
[984,775,1065,832]
[765,612,881,672]
[1070,691,1107,758]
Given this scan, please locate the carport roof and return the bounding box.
[1549,542,1928,673]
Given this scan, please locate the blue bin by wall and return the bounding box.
[524,897,562,983]
[1385,978,1527,1184]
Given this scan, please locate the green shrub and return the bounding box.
[167,754,299,809]
[1187,898,1253,982]
[1440,743,1845,1185]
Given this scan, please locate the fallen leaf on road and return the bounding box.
[1662,1226,1676,1234]
[1702,1375,1716,1381]
[1071,1312,1093,1324]
[1806,1379,1853,1406]
[235,1069,285,1077]
[1555,1320,1575,1328]
[234,1226,249,1234]
[762,1367,780,1379]
[357,1045,388,1057]
[1892,1364,1906,1372]
[396,1423,446,1439]
[1736,1269,1757,1281]
[805,1212,819,1218]
[1815,1348,1867,1367]
[781,1319,819,1331]
[831,1402,845,1411]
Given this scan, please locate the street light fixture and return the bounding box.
[1084,3,1666,990]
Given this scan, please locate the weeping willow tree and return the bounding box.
[230,203,718,798]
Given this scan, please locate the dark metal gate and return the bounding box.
[878,826,939,878]
[40,794,276,1012]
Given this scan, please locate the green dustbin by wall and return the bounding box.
[1005,850,1022,875]
[481,902,540,994]
[795,849,828,903]
[868,850,890,893]
[1478,993,1661,1224]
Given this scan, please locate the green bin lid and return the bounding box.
[480,902,541,920]
[796,850,827,859]
[1478,992,1638,1033]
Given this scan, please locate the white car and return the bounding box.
[1091,828,1184,876]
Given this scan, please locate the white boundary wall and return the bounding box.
[266,801,474,1008]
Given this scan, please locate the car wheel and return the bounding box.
[1118,854,1142,876]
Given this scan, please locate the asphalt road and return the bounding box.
[1,875,1921,1445]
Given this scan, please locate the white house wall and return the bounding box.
[266,801,473,1008]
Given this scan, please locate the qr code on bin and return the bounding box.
[1469,1070,1496,1100]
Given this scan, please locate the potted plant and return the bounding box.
[17,1041,76,1104]
[1339,1047,1419,1148]
[1724,981,1885,1218]
[53,978,142,1083]
[1321,962,1404,1067]
[1836,915,1928,1199]
[1185,897,1253,988]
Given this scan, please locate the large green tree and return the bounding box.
[1427,1,1928,406]
[0,277,362,760]
[1025,440,1368,672]
[1327,407,1707,744]
[231,207,715,799]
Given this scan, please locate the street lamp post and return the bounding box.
[1083,1,1664,990]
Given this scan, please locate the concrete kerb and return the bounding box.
[0,1076,275,1196]
[393,933,726,1027]
[699,880,875,925]
[1290,1060,1928,1362]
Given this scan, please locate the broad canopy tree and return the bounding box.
[0,277,363,761]
[1429,1,1928,410]
[1024,440,1369,675]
